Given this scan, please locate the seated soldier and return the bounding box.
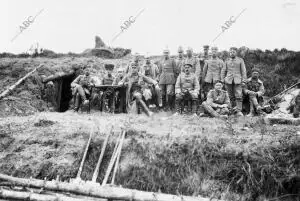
[243,68,265,116]
[174,63,200,116]
[118,62,159,116]
[71,68,96,112]
[113,67,126,113]
[140,57,162,108]
[287,92,300,118]
[100,64,115,113]
[202,81,230,118]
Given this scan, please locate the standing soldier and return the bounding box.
[183,47,201,79]
[175,46,185,77]
[221,47,247,116]
[202,81,230,118]
[202,47,224,98]
[140,57,162,107]
[158,49,177,110]
[174,63,200,116]
[125,53,140,74]
[243,68,265,116]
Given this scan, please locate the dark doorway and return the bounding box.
[59,74,76,112]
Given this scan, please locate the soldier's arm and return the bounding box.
[220,62,227,83]
[206,91,219,108]
[71,75,81,87]
[257,81,265,97]
[175,75,181,94]
[142,74,157,86]
[194,76,200,92]
[154,64,160,81]
[240,59,247,83]
[202,62,208,81]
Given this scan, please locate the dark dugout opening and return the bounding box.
[58,74,76,112]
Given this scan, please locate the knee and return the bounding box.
[202,101,208,107]
[134,93,142,100]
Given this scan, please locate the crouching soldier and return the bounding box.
[287,92,300,118]
[174,63,200,116]
[71,69,96,112]
[100,64,115,113]
[140,56,162,108]
[118,63,159,116]
[202,81,230,118]
[243,68,265,116]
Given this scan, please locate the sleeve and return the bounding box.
[142,75,157,85]
[71,75,81,87]
[206,90,218,108]
[224,92,231,106]
[175,75,181,94]
[202,61,208,81]
[221,61,227,83]
[193,76,200,92]
[257,81,265,96]
[240,59,247,83]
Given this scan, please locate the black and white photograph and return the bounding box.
[0,0,299,200]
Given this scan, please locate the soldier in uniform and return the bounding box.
[221,47,247,116]
[99,64,115,113]
[125,53,140,74]
[118,62,159,116]
[158,49,177,110]
[174,63,200,116]
[287,92,300,118]
[183,47,201,80]
[175,46,185,78]
[202,81,230,118]
[140,57,162,107]
[71,68,97,112]
[202,47,224,98]
[243,68,265,116]
[113,68,126,113]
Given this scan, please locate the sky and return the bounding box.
[1,0,299,55]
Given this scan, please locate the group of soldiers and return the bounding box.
[71,45,267,118]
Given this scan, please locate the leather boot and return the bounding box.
[175,99,181,114]
[235,100,243,117]
[73,94,80,112]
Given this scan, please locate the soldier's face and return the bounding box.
[131,66,138,74]
[163,52,169,59]
[184,65,191,73]
[107,69,113,76]
[187,50,192,56]
[117,70,124,77]
[178,52,183,58]
[215,83,223,90]
[146,59,151,64]
[212,50,217,57]
[229,49,237,58]
[252,72,259,79]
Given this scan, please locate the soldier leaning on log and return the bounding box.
[71,68,97,112]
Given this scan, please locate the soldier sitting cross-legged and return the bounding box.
[174,63,200,116]
[202,81,230,118]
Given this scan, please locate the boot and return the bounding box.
[168,95,174,111]
[247,103,255,117]
[73,95,81,112]
[175,99,182,114]
[235,100,244,117]
[162,95,167,111]
[192,100,197,115]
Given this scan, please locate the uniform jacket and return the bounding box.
[71,75,97,94]
[119,72,157,87]
[125,61,141,74]
[202,57,224,83]
[140,63,159,81]
[101,74,114,85]
[244,77,265,96]
[175,57,185,75]
[206,89,231,107]
[175,72,200,94]
[221,57,247,84]
[158,58,177,85]
[112,75,124,86]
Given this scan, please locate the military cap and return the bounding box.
[211,46,218,51]
[215,80,223,84]
[230,47,238,51]
[251,67,260,73]
[203,45,209,50]
[184,63,193,68]
[187,47,193,52]
[163,48,170,53]
[105,63,114,70]
[178,46,184,53]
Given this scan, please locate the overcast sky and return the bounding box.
[1,0,299,55]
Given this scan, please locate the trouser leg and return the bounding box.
[154,85,162,107]
[74,93,81,112]
[234,84,243,113]
[76,85,87,101]
[175,93,183,113]
[167,85,175,110]
[159,84,167,108]
[202,101,220,117]
[225,84,235,108]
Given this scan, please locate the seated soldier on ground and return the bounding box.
[140,56,162,108]
[243,68,265,117]
[202,81,230,118]
[99,64,115,113]
[174,63,200,116]
[287,92,300,118]
[71,68,97,112]
[118,62,159,117]
[113,67,126,113]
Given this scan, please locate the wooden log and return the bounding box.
[92,127,113,182]
[42,71,75,83]
[0,173,215,201]
[102,131,126,186]
[0,188,105,201]
[0,64,43,100]
[111,131,125,185]
[76,126,94,179]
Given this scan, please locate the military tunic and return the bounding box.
[175,72,200,99]
[203,58,224,83]
[206,89,230,107]
[221,57,247,84]
[158,58,177,85]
